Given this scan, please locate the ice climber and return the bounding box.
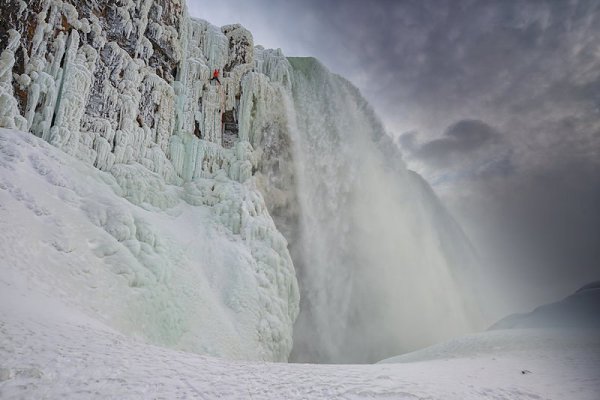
[210,69,221,85]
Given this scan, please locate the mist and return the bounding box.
[284,58,479,363]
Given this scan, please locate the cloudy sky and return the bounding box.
[188,0,600,318]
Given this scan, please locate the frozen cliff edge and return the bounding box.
[0,0,479,363]
[0,0,299,362]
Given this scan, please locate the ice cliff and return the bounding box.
[0,0,299,362]
[0,0,477,363]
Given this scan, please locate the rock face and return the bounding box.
[0,0,300,362]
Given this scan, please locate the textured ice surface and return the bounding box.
[0,0,300,361]
[0,0,292,188]
[0,128,298,361]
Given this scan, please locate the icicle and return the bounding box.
[49,32,97,156]
[202,24,228,71]
[0,30,26,130]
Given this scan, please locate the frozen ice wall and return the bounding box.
[287,58,478,363]
[0,0,299,362]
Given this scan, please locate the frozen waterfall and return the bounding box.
[0,0,479,364]
[285,58,477,363]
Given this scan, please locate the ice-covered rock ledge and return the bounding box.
[0,0,299,362]
[0,0,293,187]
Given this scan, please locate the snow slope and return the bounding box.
[2,264,599,399]
[0,128,298,361]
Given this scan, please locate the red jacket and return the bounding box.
[213,69,219,78]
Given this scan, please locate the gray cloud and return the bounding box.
[409,119,500,166]
[400,119,513,188]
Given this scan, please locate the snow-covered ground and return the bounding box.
[490,281,600,330]
[2,272,599,399]
[1,127,599,399]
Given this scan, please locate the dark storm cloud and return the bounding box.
[400,119,513,187]
[409,119,500,166]
[259,0,600,140]
[187,0,600,317]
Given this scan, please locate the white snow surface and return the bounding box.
[0,128,298,362]
[2,256,599,399]
[490,283,600,330]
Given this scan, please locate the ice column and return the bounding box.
[0,30,27,130]
[49,31,98,158]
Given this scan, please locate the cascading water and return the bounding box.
[284,58,478,363]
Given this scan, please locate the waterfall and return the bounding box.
[285,57,478,363]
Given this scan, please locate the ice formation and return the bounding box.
[0,0,478,363]
[0,128,299,362]
[0,0,299,362]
